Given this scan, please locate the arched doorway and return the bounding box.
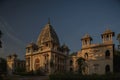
[105,65,110,73]
[34,58,40,70]
[70,67,73,72]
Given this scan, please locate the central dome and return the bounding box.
[37,22,60,46]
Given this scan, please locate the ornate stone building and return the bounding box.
[7,54,25,75]
[25,20,115,75]
[25,21,69,74]
[69,29,115,75]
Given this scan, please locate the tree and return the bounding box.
[114,49,120,72]
[0,58,7,75]
[14,66,26,74]
[76,57,86,74]
[117,33,120,44]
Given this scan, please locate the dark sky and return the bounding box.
[0,0,120,59]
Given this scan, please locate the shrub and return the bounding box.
[49,73,120,80]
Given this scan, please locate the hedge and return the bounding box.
[49,73,120,80]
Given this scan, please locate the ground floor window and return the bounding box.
[105,65,110,73]
[70,67,73,72]
[93,64,99,74]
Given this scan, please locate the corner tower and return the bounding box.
[81,34,92,47]
[101,29,115,44]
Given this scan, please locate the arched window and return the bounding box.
[85,40,87,45]
[93,64,99,74]
[27,48,30,53]
[84,53,88,60]
[105,50,110,59]
[105,65,110,73]
[34,58,40,70]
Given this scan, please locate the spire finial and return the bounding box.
[105,24,111,31]
[48,17,50,24]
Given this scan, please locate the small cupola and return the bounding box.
[101,29,115,43]
[81,33,92,47]
[61,44,70,55]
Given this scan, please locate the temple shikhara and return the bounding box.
[25,21,70,75]
[7,20,115,75]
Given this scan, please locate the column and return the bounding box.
[110,34,112,41]
[105,35,106,42]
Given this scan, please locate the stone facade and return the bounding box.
[25,21,69,74]
[69,29,115,75]
[25,20,115,75]
[7,54,25,75]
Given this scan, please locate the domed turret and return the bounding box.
[81,34,92,40]
[101,29,115,43]
[103,29,113,34]
[81,33,92,46]
[61,44,70,55]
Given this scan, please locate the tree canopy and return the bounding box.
[76,57,86,74]
[117,33,120,44]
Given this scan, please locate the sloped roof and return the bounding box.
[101,29,115,37]
[103,29,113,34]
[37,23,60,46]
[81,33,92,40]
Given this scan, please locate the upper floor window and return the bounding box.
[105,50,110,59]
[27,48,30,53]
[85,40,87,45]
[84,53,88,60]
[46,43,48,47]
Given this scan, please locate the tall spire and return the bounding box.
[48,17,50,24]
[37,19,60,46]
